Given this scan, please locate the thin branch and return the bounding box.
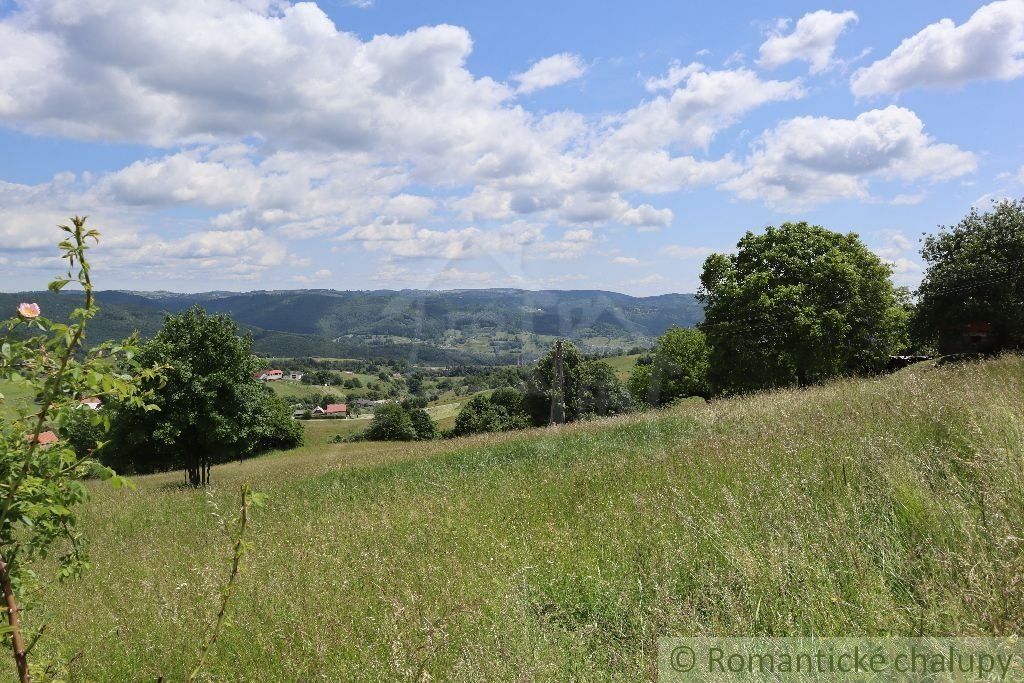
[185,484,251,683]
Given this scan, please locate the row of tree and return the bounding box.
[631,200,1023,405]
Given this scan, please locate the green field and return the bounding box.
[23,356,1024,680]
[266,379,346,401]
[603,352,643,381]
[0,379,35,420]
[300,417,373,445]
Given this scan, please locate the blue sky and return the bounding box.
[0,0,1022,295]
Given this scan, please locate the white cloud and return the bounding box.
[625,274,666,287]
[1,1,931,288]
[620,204,673,231]
[872,231,922,285]
[758,10,858,74]
[972,191,1015,209]
[890,192,927,205]
[644,61,704,92]
[664,245,713,259]
[543,228,599,260]
[432,267,493,284]
[291,268,332,284]
[851,1,1024,96]
[605,67,805,151]
[513,53,587,94]
[724,106,977,206]
[337,220,542,260]
[612,256,641,265]
[874,231,915,260]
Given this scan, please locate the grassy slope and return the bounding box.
[27,357,1024,681]
[0,379,35,420]
[603,353,642,381]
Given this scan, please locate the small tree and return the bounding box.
[0,218,159,681]
[915,198,1024,352]
[578,360,633,417]
[532,341,631,423]
[698,222,908,394]
[408,409,437,440]
[533,340,583,424]
[452,390,531,436]
[364,403,416,441]
[107,307,302,485]
[629,327,710,405]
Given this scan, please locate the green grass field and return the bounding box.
[266,379,346,401]
[300,417,373,445]
[0,379,35,420]
[23,356,1024,681]
[603,353,643,381]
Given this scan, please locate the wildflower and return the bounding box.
[17,302,41,318]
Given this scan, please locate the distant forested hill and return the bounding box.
[0,289,703,362]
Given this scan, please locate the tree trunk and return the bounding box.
[0,552,30,682]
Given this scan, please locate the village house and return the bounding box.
[79,397,102,410]
[325,403,348,417]
[287,371,304,381]
[25,430,59,447]
[254,369,284,381]
[354,398,390,408]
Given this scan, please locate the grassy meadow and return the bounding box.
[603,353,643,381]
[24,356,1024,681]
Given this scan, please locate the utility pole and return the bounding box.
[549,339,565,426]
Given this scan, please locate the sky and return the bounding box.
[0,0,1022,296]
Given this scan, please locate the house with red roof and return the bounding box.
[325,403,347,417]
[25,430,59,447]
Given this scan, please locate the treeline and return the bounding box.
[350,341,635,443]
[634,202,1023,404]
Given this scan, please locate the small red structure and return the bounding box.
[325,403,348,416]
[939,321,995,355]
[25,430,59,447]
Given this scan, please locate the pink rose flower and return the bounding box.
[17,302,41,319]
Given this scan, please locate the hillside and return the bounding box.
[0,289,701,362]
[26,356,1024,680]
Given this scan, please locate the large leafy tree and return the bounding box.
[108,306,302,485]
[698,222,908,395]
[629,326,710,405]
[914,198,1024,351]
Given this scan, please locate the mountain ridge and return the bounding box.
[0,288,703,363]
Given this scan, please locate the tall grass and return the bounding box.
[27,356,1024,681]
